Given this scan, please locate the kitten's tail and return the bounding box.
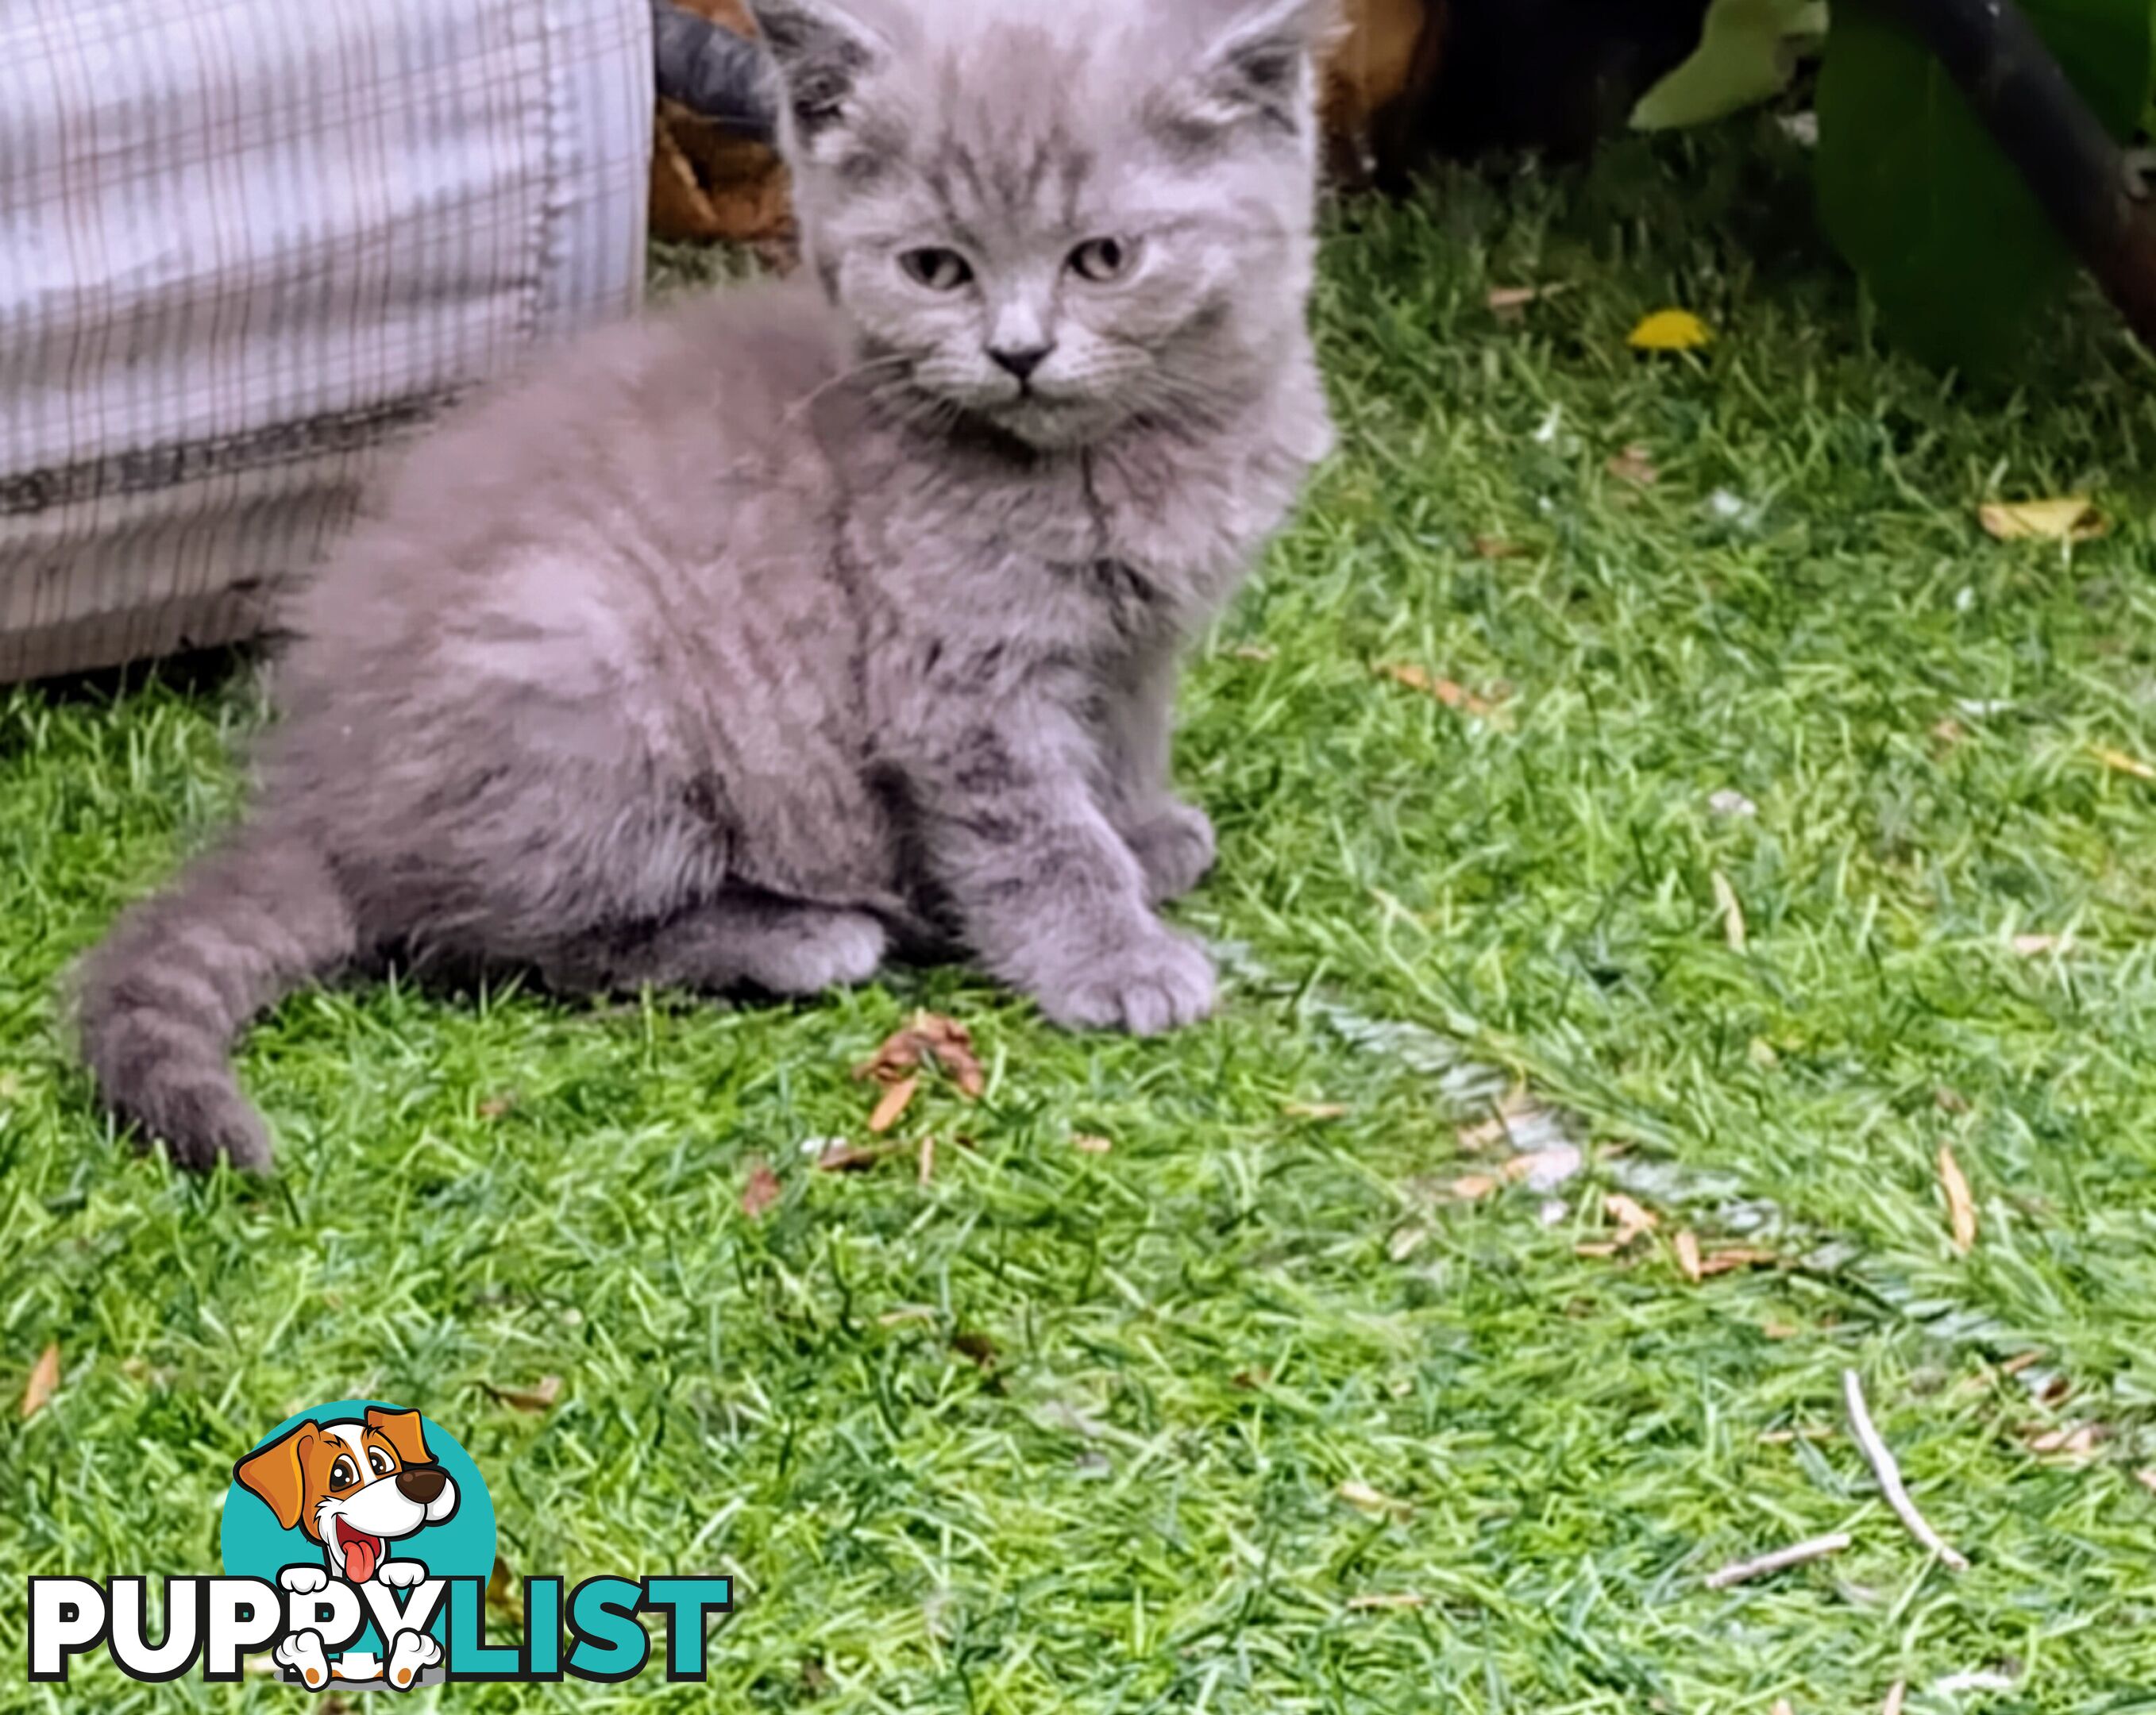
[75,827,357,1173]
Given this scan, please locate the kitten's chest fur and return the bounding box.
[847,363,1328,673]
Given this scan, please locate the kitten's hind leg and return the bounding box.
[551,893,889,998]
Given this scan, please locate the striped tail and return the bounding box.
[75,827,357,1172]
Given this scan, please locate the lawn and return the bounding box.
[8,125,2156,1711]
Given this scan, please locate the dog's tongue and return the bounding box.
[345,1534,380,1583]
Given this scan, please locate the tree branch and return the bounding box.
[1877,0,2156,347]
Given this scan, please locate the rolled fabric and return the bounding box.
[0,0,653,683]
[652,0,777,139]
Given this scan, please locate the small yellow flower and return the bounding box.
[1627,308,1714,352]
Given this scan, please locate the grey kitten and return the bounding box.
[75,0,1335,1173]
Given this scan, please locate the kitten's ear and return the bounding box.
[1186,0,1336,136]
[744,0,898,147]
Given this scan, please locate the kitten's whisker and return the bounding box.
[781,351,916,422]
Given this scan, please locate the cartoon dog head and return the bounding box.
[234,1407,458,1583]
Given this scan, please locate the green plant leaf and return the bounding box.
[1816,0,2154,368]
[1632,0,1828,129]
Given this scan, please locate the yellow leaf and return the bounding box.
[2092,746,2156,781]
[1282,1101,1349,1121]
[1339,1479,1410,1517]
[1713,870,1747,951]
[21,1343,59,1419]
[1938,1143,1977,1254]
[1977,495,2104,542]
[1674,1229,1703,1284]
[1627,308,1713,351]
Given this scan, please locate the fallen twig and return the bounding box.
[1842,1370,1970,1572]
[1704,1531,1852,1590]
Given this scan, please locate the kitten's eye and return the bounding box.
[899,248,974,291]
[1068,237,1135,283]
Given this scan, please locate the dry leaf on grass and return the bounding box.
[1606,444,1660,485]
[815,1139,900,1173]
[488,1555,519,1613]
[1605,1193,1659,1247]
[1072,1134,1114,1154]
[1232,643,1277,662]
[1339,1479,1411,1517]
[2021,1422,2107,1460]
[1374,662,1510,719]
[867,1075,918,1135]
[917,1135,936,1185]
[1388,1225,1429,1262]
[21,1343,59,1419]
[1930,717,1968,746]
[1696,1247,1782,1276]
[852,1012,985,1098]
[1346,1592,1427,1610]
[1938,1143,1977,1253]
[2012,933,2073,957]
[1472,534,1532,561]
[2092,746,2156,781]
[1771,1701,1795,1715]
[1882,1681,1907,1715]
[1674,1229,1703,1284]
[740,1160,781,1220]
[950,1331,998,1370]
[1487,282,1572,315]
[1282,1101,1349,1120]
[477,1093,517,1120]
[1977,495,2104,542]
[1628,308,1713,351]
[2135,1468,2156,1494]
[877,1305,938,1327]
[488,1376,561,1412]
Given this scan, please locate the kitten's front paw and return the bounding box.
[1125,800,1216,904]
[1038,926,1217,1036]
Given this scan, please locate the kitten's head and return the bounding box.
[748,0,1329,450]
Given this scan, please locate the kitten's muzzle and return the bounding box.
[988,342,1054,383]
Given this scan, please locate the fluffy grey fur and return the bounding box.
[75,0,1335,1172]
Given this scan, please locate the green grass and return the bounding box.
[9,125,2156,1709]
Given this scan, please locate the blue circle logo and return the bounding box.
[222,1400,496,1688]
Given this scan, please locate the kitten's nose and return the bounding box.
[988,342,1053,382]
